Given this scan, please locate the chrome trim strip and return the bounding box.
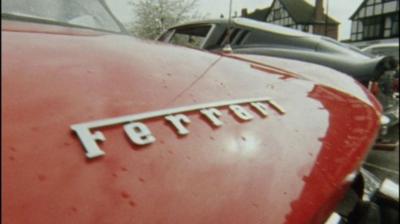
[71,97,273,130]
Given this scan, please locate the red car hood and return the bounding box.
[2,21,381,224]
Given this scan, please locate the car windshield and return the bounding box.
[1,0,122,33]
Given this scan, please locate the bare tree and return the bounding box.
[128,0,201,39]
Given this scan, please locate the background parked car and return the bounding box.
[362,43,399,62]
[158,17,399,149]
[158,18,397,86]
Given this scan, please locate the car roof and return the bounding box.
[169,17,315,38]
[362,43,399,51]
[169,18,229,28]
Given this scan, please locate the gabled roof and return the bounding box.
[246,0,339,25]
[349,0,367,19]
[246,6,271,21]
[279,0,339,24]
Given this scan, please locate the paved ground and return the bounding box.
[363,145,399,183]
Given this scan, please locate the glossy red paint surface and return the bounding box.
[223,53,383,112]
[2,21,381,224]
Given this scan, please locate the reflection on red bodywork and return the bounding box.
[250,64,295,80]
[224,53,300,79]
[285,85,380,224]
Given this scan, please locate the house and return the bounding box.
[348,0,399,48]
[242,0,339,39]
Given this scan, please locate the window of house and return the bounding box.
[391,13,399,36]
[366,5,374,16]
[353,10,398,41]
[382,13,399,38]
[374,3,382,14]
[351,20,364,40]
[383,0,397,13]
[362,17,382,39]
[352,21,357,32]
[357,21,364,32]
[383,17,392,37]
[284,17,289,25]
[361,0,393,17]
[359,8,366,18]
[273,8,281,20]
[384,16,392,37]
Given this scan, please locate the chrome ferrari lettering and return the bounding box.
[70,125,106,159]
[124,122,156,145]
[268,100,286,114]
[229,105,254,121]
[200,108,223,127]
[165,114,191,135]
[71,97,285,159]
[251,102,269,117]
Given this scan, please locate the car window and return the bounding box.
[2,0,122,32]
[239,30,315,50]
[222,28,250,46]
[168,25,212,48]
[240,31,269,46]
[234,30,250,45]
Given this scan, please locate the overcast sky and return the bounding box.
[107,0,364,40]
